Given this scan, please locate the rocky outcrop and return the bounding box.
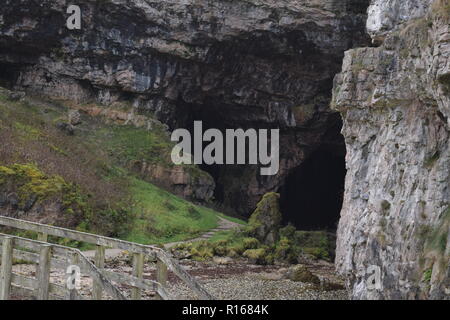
[68,102,215,202]
[0,0,370,215]
[367,0,434,43]
[248,192,282,245]
[137,162,215,202]
[287,264,321,284]
[333,0,449,299]
[0,164,85,228]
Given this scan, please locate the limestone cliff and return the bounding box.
[367,0,435,43]
[333,0,449,299]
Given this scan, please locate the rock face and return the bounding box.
[367,0,434,42]
[333,0,449,299]
[0,0,370,215]
[138,163,215,202]
[248,192,282,245]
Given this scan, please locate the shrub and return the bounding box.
[279,223,296,239]
[303,247,330,261]
[243,237,260,250]
[422,268,433,284]
[190,241,214,261]
[0,163,88,222]
[243,248,267,264]
[274,238,300,264]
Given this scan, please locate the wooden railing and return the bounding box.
[0,215,214,300]
[0,233,125,300]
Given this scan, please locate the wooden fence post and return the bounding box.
[92,245,105,300]
[36,244,51,300]
[68,251,80,300]
[37,233,48,243]
[131,253,144,300]
[156,258,168,300]
[0,237,13,300]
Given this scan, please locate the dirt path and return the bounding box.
[83,216,242,259]
[163,216,242,249]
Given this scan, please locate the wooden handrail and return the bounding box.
[0,216,159,256]
[0,215,214,300]
[0,233,126,300]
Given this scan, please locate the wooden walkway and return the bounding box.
[0,215,214,300]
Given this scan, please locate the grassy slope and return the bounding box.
[127,178,219,244]
[0,88,241,245]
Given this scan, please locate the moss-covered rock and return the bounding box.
[213,244,228,257]
[190,241,214,261]
[294,231,335,261]
[279,224,296,239]
[243,237,260,250]
[274,238,300,264]
[226,248,239,258]
[0,163,88,219]
[287,264,320,285]
[419,207,450,296]
[247,192,282,245]
[243,248,267,264]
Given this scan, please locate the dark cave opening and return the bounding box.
[279,146,346,231]
[0,63,21,89]
[183,99,349,226]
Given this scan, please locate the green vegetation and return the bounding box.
[424,208,450,255]
[172,192,334,265]
[422,268,433,284]
[217,213,246,226]
[245,192,282,245]
[0,87,231,245]
[91,122,172,167]
[126,178,219,244]
[172,224,335,264]
[0,163,87,216]
[247,192,281,231]
[418,207,449,292]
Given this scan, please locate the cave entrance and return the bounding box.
[0,63,21,89]
[279,146,346,231]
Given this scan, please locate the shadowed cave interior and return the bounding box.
[0,63,21,89]
[279,147,347,231]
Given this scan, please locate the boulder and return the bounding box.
[287,264,320,285]
[56,121,75,135]
[212,256,233,265]
[68,110,82,126]
[243,248,267,264]
[248,192,282,245]
[7,91,25,101]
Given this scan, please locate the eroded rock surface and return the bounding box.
[0,0,370,215]
[367,0,434,42]
[333,1,450,299]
